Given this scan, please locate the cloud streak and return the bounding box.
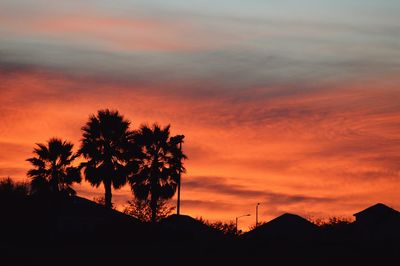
[184,176,335,204]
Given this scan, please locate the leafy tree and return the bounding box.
[0,177,30,199]
[309,216,352,229]
[197,217,238,237]
[80,109,137,209]
[123,198,175,222]
[209,220,238,237]
[27,138,81,195]
[129,124,186,223]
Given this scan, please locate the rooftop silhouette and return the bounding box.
[241,213,318,243]
[354,203,400,222]
[1,179,400,266]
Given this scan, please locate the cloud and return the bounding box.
[181,199,236,212]
[0,167,27,179]
[184,176,266,198]
[2,0,400,97]
[184,176,335,205]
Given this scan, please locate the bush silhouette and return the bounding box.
[0,177,29,199]
[123,198,175,222]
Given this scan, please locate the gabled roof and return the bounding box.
[60,196,141,223]
[243,213,318,240]
[159,214,223,241]
[259,213,317,232]
[353,203,400,217]
[53,196,150,236]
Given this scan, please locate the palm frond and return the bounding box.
[27,137,81,195]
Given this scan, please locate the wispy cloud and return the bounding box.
[184,176,336,204]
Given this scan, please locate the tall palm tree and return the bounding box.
[27,138,81,195]
[79,109,137,209]
[129,124,186,223]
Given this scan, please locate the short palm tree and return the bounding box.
[79,109,137,209]
[27,138,81,195]
[129,124,186,223]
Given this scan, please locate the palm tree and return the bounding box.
[129,124,186,223]
[27,138,81,195]
[79,109,137,209]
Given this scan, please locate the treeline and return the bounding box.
[25,109,186,222]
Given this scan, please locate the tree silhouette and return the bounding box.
[123,198,175,222]
[27,138,81,195]
[79,109,137,209]
[197,217,238,237]
[129,124,186,223]
[0,177,29,199]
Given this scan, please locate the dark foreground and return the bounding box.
[1,196,399,266]
[2,238,399,266]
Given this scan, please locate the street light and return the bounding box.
[256,203,260,227]
[236,214,251,234]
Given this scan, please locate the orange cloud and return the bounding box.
[1,68,399,230]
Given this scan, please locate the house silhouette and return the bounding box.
[242,213,318,243]
[159,214,224,242]
[353,203,400,241]
[354,203,400,224]
[55,196,149,241]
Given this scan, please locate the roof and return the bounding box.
[353,203,400,217]
[58,196,140,223]
[243,213,318,240]
[159,214,223,241]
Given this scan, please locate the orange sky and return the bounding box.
[1,0,400,230]
[1,69,399,230]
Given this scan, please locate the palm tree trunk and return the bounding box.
[51,179,59,194]
[150,194,157,223]
[104,179,112,209]
[51,167,60,193]
[150,159,158,223]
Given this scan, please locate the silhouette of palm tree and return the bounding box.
[79,109,136,209]
[27,138,81,195]
[129,124,186,223]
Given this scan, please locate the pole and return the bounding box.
[177,141,182,215]
[256,203,260,227]
[236,217,238,234]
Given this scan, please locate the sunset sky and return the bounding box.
[1,0,399,230]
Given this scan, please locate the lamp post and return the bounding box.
[256,203,260,227]
[176,135,185,215]
[236,214,251,234]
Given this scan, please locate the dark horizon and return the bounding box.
[2,183,400,266]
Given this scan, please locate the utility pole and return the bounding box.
[177,135,184,215]
[256,203,260,227]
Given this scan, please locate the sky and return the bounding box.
[1,0,400,230]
